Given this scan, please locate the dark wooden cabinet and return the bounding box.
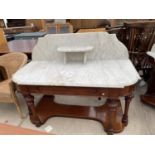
[7,19,26,27]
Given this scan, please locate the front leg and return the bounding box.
[122,94,133,126]
[23,93,42,127]
[105,98,123,135]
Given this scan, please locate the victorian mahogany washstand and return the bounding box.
[12,32,140,134]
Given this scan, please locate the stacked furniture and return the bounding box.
[68,19,111,32]
[77,28,106,33]
[26,19,46,32]
[46,22,73,34]
[3,25,37,34]
[7,19,26,27]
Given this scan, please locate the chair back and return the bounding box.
[121,21,155,79]
[0,53,27,78]
[0,28,7,46]
[123,21,155,52]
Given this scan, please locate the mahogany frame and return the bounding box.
[15,84,135,134]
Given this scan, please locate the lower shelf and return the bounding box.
[35,95,124,134]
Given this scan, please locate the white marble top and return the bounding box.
[12,60,140,88]
[12,32,140,88]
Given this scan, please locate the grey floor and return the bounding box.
[0,84,155,135]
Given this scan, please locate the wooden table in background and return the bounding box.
[0,39,37,59]
[14,32,47,40]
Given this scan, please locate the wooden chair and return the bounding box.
[123,21,155,79]
[0,28,7,46]
[107,21,155,80]
[0,53,27,118]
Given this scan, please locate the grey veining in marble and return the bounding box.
[13,32,140,88]
[12,60,140,88]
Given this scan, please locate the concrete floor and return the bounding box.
[0,84,155,135]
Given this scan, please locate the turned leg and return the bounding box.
[23,94,42,127]
[106,98,123,135]
[122,94,133,126]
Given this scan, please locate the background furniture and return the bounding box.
[3,25,37,34]
[13,32,140,134]
[141,44,155,106]
[0,28,7,46]
[7,19,26,27]
[46,22,73,34]
[3,19,46,35]
[123,21,155,79]
[26,19,46,31]
[5,34,15,41]
[0,39,37,59]
[14,32,47,40]
[77,28,106,33]
[68,19,111,32]
[107,21,155,80]
[0,53,27,118]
